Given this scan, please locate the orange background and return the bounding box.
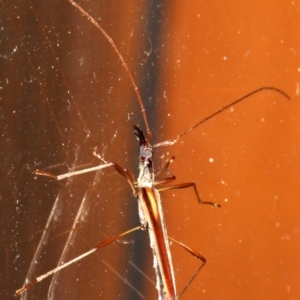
[1,1,299,299]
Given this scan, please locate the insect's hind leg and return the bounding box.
[168,236,206,299]
[15,225,143,296]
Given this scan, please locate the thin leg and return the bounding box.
[158,182,221,208]
[93,147,137,194]
[35,150,137,194]
[155,156,220,207]
[15,226,143,296]
[168,236,206,299]
[154,156,176,185]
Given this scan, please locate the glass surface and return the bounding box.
[1,1,299,299]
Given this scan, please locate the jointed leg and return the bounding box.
[154,156,176,185]
[158,182,220,207]
[15,226,143,296]
[155,156,220,207]
[168,236,206,299]
[93,147,137,194]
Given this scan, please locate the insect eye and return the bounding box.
[140,147,151,159]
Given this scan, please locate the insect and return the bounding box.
[14,1,290,299]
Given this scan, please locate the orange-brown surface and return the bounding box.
[2,1,299,299]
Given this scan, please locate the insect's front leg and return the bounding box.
[93,147,137,194]
[154,156,176,185]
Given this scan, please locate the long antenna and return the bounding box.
[66,0,151,140]
[154,86,290,147]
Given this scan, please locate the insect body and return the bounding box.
[16,123,217,299]
[15,0,290,299]
[134,125,177,299]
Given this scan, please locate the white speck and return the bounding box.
[281,234,291,240]
[223,56,227,60]
[224,198,228,202]
[209,158,214,163]
[296,82,299,96]
[13,255,20,263]
[244,50,250,57]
